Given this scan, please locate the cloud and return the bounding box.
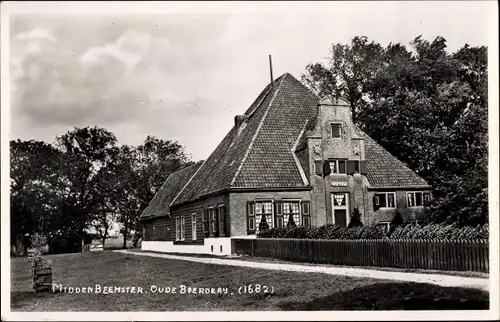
[8,8,491,160]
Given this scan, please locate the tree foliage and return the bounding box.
[10,128,192,253]
[302,36,487,226]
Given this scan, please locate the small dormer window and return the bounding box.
[331,123,342,138]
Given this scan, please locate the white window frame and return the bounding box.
[407,191,429,208]
[254,199,274,232]
[375,192,397,209]
[377,221,391,234]
[175,216,180,241]
[282,199,302,227]
[180,216,185,241]
[208,206,217,234]
[191,213,197,241]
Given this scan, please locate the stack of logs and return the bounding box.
[28,248,53,292]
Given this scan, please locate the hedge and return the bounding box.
[389,222,489,240]
[257,222,488,240]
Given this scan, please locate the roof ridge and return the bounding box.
[230,76,286,186]
[169,161,206,207]
[291,119,310,186]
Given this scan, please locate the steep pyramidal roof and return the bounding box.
[171,73,318,205]
[144,72,429,214]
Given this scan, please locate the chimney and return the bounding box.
[234,114,247,129]
[269,54,274,86]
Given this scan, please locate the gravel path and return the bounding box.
[116,250,489,291]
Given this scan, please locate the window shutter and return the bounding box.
[247,201,255,233]
[373,195,380,211]
[346,160,355,175]
[314,160,323,176]
[301,201,310,215]
[275,201,282,216]
[218,206,225,236]
[360,160,367,175]
[323,160,331,177]
[203,209,209,236]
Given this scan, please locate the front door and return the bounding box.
[331,193,350,227]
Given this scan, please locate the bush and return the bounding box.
[258,224,386,240]
[257,222,488,241]
[347,207,363,228]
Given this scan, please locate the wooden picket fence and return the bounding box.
[231,238,489,273]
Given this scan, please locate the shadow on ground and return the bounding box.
[278,282,489,310]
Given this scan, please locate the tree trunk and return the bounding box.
[122,228,127,249]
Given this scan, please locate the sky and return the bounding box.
[7,1,495,161]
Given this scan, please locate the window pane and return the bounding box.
[387,193,395,208]
[338,161,346,174]
[407,193,415,207]
[332,124,341,138]
[378,194,387,208]
[333,194,346,206]
[329,161,337,174]
[416,192,423,206]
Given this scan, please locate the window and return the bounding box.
[255,201,273,232]
[376,221,391,234]
[180,216,185,241]
[303,216,311,227]
[218,205,225,236]
[331,123,342,138]
[202,209,209,235]
[329,159,347,174]
[191,214,197,241]
[283,201,300,227]
[277,217,284,228]
[373,192,396,210]
[209,207,218,234]
[175,217,180,241]
[407,192,431,207]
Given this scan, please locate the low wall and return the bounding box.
[232,238,489,273]
[141,237,232,256]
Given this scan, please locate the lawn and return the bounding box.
[11,251,489,311]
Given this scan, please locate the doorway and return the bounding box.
[331,193,350,227]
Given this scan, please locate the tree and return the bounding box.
[130,136,192,244]
[348,207,363,228]
[303,36,488,226]
[388,212,404,236]
[302,36,385,123]
[10,140,62,255]
[53,126,118,243]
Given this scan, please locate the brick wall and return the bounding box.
[228,190,312,236]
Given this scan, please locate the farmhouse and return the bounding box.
[140,73,431,255]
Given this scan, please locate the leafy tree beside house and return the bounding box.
[302,36,487,226]
[348,207,363,228]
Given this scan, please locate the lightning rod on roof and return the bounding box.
[269,54,274,87]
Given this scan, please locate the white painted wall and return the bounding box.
[141,237,233,256]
